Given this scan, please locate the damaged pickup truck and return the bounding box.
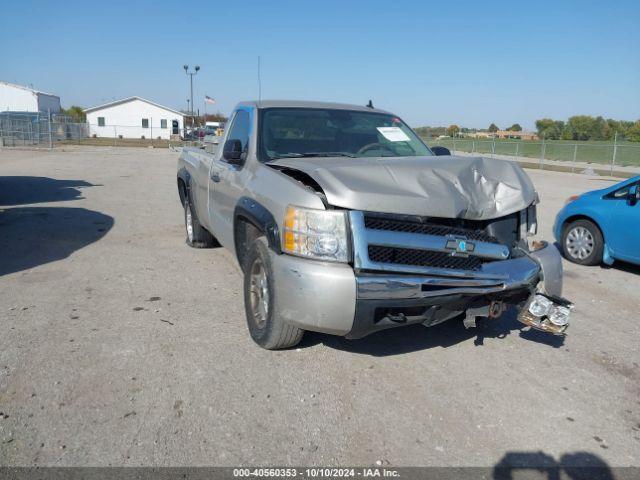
[177,100,572,349]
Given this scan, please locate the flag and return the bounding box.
[205,95,216,104]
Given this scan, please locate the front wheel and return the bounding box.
[243,237,304,349]
[561,219,603,266]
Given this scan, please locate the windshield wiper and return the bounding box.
[272,152,357,159]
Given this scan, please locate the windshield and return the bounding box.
[258,108,432,161]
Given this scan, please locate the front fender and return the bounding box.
[528,242,563,297]
[234,197,281,253]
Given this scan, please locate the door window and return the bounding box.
[225,110,251,164]
[605,182,639,200]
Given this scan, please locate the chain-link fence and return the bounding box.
[0,112,89,147]
[426,137,640,175]
[2,113,638,175]
[0,112,207,149]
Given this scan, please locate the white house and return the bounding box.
[84,97,185,140]
[0,81,61,113]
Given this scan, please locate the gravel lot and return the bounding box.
[0,146,639,469]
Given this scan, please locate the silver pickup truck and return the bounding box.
[177,100,571,349]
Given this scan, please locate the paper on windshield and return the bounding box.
[377,127,411,142]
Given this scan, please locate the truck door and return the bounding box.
[208,108,252,249]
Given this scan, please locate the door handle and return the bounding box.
[210,172,220,182]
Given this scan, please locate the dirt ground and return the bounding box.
[0,146,638,469]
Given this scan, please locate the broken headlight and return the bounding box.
[528,294,553,317]
[518,293,573,335]
[283,205,349,262]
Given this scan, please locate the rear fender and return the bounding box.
[177,167,191,204]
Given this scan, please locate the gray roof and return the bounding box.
[238,100,392,114]
[84,96,184,116]
[0,81,58,98]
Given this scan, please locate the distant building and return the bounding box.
[84,96,185,140]
[467,130,539,140]
[495,130,538,140]
[0,81,61,113]
[465,131,492,139]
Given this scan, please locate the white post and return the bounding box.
[610,132,618,176]
[47,109,53,149]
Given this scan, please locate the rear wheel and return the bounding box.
[243,237,304,349]
[183,198,217,248]
[561,219,603,266]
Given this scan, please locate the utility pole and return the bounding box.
[183,64,200,126]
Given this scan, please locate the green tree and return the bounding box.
[446,124,460,137]
[61,105,86,122]
[535,118,564,140]
[603,119,618,140]
[414,126,447,138]
[627,121,640,142]
[563,115,606,141]
[488,123,499,133]
[507,123,522,132]
[604,119,634,140]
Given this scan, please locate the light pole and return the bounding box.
[183,64,200,125]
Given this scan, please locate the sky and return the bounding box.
[1,0,639,130]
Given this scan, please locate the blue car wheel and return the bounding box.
[561,219,604,266]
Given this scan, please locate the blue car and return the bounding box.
[554,175,640,266]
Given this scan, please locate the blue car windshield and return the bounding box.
[258,108,432,161]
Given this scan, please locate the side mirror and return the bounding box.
[431,146,451,156]
[223,139,243,163]
[629,185,640,205]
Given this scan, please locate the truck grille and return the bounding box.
[368,245,482,271]
[363,216,499,244]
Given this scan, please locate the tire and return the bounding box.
[183,198,217,248]
[561,219,604,266]
[243,237,304,349]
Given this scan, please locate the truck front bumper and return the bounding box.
[269,242,566,339]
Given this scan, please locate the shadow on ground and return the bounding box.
[0,207,114,276]
[602,260,640,275]
[0,177,112,276]
[301,307,564,356]
[553,241,640,276]
[493,451,615,480]
[0,176,97,206]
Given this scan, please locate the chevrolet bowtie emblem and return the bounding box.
[445,238,475,255]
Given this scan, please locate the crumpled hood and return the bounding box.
[269,155,537,219]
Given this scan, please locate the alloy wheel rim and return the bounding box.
[249,259,269,328]
[186,206,193,242]
[566,226,594,260]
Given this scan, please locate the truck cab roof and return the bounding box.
[236,100,392,115]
